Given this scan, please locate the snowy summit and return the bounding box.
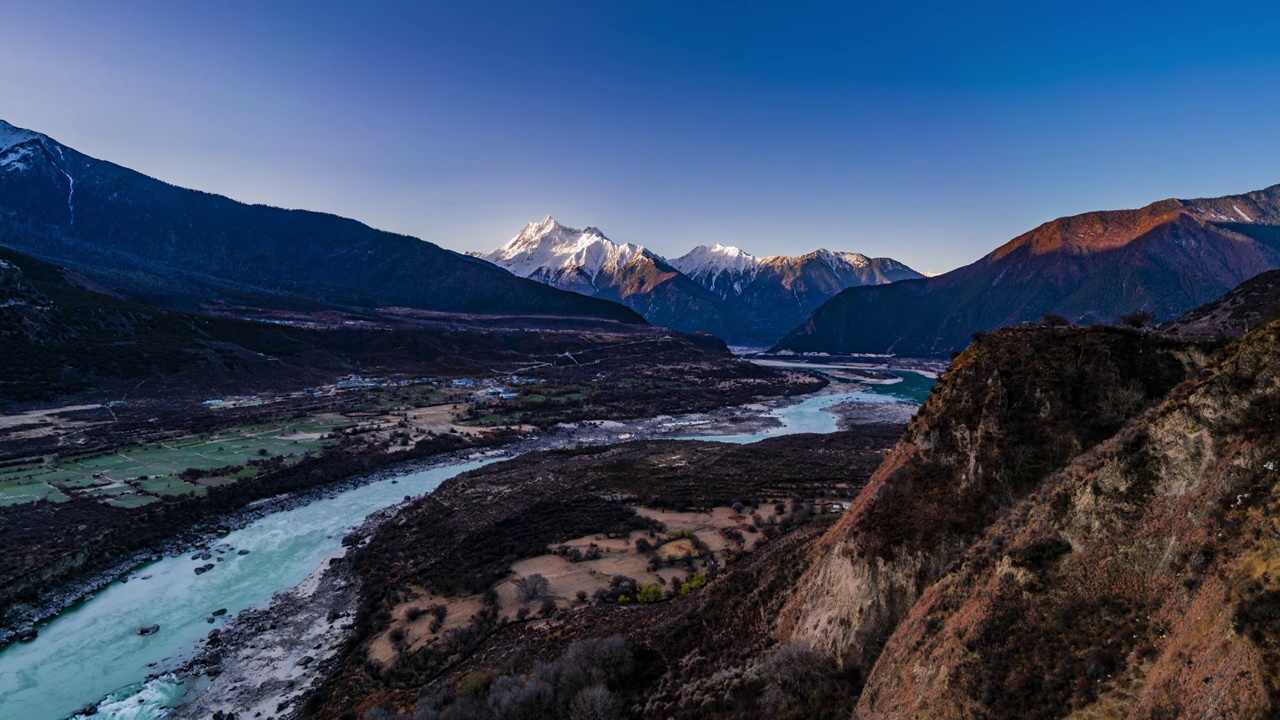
[472,216,658,294]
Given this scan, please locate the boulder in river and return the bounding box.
[194,563,215,575]
[237,549,250,555]
[296,655,314,666]
[16,627,38,642]
[212,608,228,616]
[138,624,160,636]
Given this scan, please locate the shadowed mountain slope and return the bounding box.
[0,121,641,324]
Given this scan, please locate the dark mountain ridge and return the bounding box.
[0,246,691,405]
[0,120,641,323]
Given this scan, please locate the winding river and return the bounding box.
[0,376,930,719]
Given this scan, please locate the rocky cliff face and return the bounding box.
[781,279,1280,716]
[851,321,1280,717]
[778,325,1204,675]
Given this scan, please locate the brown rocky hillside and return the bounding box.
[778,301,1280,716]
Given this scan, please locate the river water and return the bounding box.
[679,372,932,443]
[0,377,929,719]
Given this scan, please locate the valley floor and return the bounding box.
[171,395,907,719]
[0,347,824,642]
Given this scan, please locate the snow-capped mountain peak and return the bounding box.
[0,120,41,154]
[476,217,653,288]
[670,244,761,277]
[808,248,871,271]
[475,218,923,342]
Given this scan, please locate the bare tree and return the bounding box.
[516,573,550,603]
[569,684,618,720]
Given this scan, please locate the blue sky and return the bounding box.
[3,1,1279,274]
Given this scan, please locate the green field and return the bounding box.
[104,492,160,509]
[0,418,340,506]
[0,479,68,506]
[138,476,205,496]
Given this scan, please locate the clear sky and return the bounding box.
[3,1,1279,274]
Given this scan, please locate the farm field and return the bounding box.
[0,417,341,507]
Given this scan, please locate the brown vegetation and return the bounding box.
[300,425,901,718]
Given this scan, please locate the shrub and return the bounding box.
[449,637,633,720]
[516,574,549,603]
[455,670,495,700]
[421,604,447,633]
[487,675,555,719]
[1118,310,1155,328]
[635,582,663,603]
[558,636,633,689]
[568,684,617,720]
[753,641,837,713]
[1097,384,1145,427]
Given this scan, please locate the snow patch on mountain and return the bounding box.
[0,120,39,153]
[0,144,34,172]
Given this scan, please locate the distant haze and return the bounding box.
[2,1,1279,275]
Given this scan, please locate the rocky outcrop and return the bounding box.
[778,325,1202,674]
[852,320,1280,717]
[1163,268,1280,339]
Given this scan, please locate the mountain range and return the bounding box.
[474,217,922,344]
[8,115,1280,359]
[0,120,640,325]
[775,185,1280,356]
